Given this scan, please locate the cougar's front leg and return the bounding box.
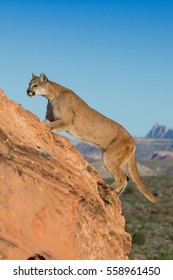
[45,118,70,132]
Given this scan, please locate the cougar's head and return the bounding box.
[27,73,48,97]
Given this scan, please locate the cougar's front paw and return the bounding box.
[42,119,51,125]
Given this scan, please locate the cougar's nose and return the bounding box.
[27,89,31,96]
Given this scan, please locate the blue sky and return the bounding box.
[0,0,173,137]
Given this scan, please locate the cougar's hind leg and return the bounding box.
[102,143,134,196]
[107,166,128,195]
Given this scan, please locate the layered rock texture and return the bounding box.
[0,89,131,260]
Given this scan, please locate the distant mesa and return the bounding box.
[150,151,173,160]
[145,123,173,139]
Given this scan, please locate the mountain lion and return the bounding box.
[27,73,157,203]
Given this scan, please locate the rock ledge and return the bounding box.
[0,89,131,260]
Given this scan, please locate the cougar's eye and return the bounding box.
[33,84,37,89]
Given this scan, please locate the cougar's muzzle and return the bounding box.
[27,89,35,97]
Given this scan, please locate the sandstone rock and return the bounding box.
[0,89,131,260]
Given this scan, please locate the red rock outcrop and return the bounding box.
[0,89,131,260]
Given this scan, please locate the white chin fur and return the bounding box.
[28,92,35,97]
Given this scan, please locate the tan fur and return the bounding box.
[27,73,157,203]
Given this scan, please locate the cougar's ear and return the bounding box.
[32,73,37,79]
[40,73,48,83]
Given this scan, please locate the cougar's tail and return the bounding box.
[127,151,158,203]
